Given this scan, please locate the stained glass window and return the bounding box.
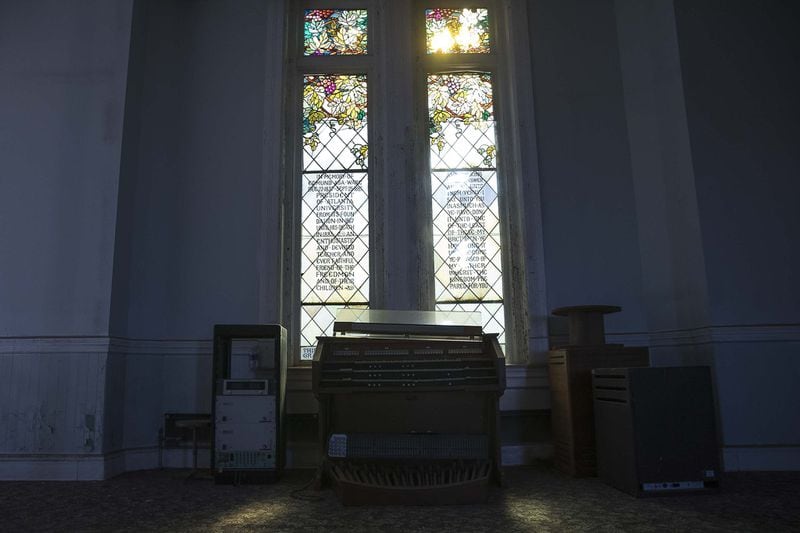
[304,9,368,56]
[425,8,490,54]
[429,73,504,348]
[301,74,369,360]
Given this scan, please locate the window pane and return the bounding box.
[425,8,490,54]
[301,171,369,304]
[303,75,368,170]
[301,74,369,358]
[428,73,495,169]
[429,72,504,344]
[432,170,502,302]
[304,9,368,56]
[435,301,505,353]
[300,303,368,360]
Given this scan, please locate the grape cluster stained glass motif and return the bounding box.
[426,8,490,54]
[301,74,369,360]
[303,75,368,167]
[304,9,368,56]
[428,73,495,168]
[428,72,504,349]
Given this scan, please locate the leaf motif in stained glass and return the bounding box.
[426,8,490,54]
[303,75,368,170]
[428,70,503,341]
[428,73,496,169]
[304,9,368,56]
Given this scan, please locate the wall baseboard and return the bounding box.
[501,443,553,466]
[2,443,554,480]
[1,448,213,481]
[5,443,800,480]
[722,446,800,471]
[0,454,107,481]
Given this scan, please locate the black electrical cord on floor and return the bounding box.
[290,468,324,501]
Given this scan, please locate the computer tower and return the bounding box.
[212,324,287,483]
[592,366,720,497]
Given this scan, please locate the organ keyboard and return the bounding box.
[312,310,506,505]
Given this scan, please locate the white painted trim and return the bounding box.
[501,365,551,410]
[0,337,213,356]
[108,338,211,356]
[502,0,549,367]
[0,454,107,481]
[708,324,800,344]
[2,441,557,480]
[544,323,800,351]
[505,364,549,389]
[4,323,792,356]
[7,443,799,481]
[0,336,111,354]
[722,446,800,472]
[257,0,287,326]
[650,324,800,346]
[1,448,211,481]
[501,443,553,466]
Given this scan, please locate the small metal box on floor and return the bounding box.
[592,366,720,497]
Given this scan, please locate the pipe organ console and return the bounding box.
[312,310,506,505]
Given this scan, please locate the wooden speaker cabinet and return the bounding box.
[549,345,649,477]
[592,366,720,496]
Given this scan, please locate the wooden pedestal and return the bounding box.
[548,345,648,477]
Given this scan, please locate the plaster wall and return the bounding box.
[0,0,133,336]
[110,0,283,340]
[675,0,800,328]
[528,0,647,339]
[674,0,800,453]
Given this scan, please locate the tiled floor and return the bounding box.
[2,463,799,532]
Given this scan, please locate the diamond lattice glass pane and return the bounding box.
[301,172,369,304]
[429,73,504,341]
[432,170,502,302]
[304,9,368,56]
[300,304,368,360]
[303,75,368,170]
[426,8,490,54]
[301,74,369,356]
[436,302,505,354]
[428,73,495,169]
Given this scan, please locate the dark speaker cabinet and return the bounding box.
[548,345,649,477]
[592,366,720,497]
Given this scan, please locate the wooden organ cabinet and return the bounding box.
[312,310,506,505]
[548,306,649,477]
